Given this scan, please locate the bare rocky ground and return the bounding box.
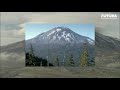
[0,52,120,78]
[1,66,120,78]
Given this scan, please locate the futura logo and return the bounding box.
[101,13,117,19]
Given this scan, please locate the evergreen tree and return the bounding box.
[25,52,34,66]
[80,43,89,67]
[30,44,34,56]
[54,56,59,66]
[28,44,35,66]
[88,57,95,66]
[25,46,51,66]
[40,60,42,66]
[42,59,48,66]
[68,54,75,66]
[25,52,30,66]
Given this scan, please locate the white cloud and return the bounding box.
[1,29,25,46]
[0,52,25,68]
[1,12,120,46]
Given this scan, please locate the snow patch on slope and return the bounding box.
[56,28,62,32]
[87,38,94,44]
[47,30,56,36]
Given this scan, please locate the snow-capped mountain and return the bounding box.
[27,27,94,45]
[25,27,95,65]
[1,31,120,66]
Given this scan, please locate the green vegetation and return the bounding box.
[80,43,89,67]
[54,56,59,66]
[26,43,95,67]
[25,44,53,66]
[67,54,75,66]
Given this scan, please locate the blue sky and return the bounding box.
[25,24,95,40]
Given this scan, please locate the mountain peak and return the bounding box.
[30,26,94,44]
[42,26,81,43]
[54,26,69,29]
[50,26,71,32]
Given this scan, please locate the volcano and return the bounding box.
[25,27,95,65]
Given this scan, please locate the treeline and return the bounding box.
[26,52,53,66]
[25,44,53,66]
[25,43,95,67]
